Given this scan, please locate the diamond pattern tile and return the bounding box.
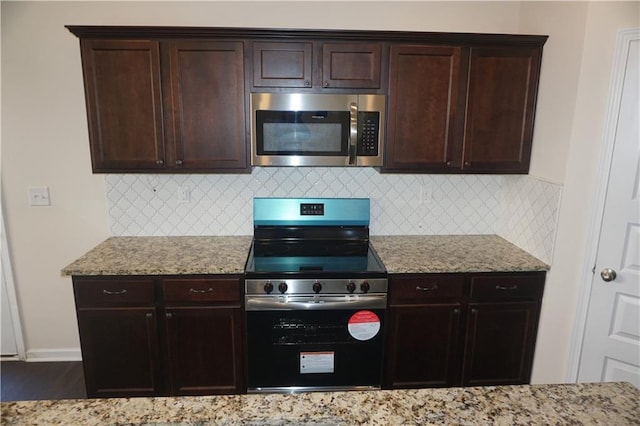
[105,169,561,263]
[498,175,562,264]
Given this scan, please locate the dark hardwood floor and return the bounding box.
[0,360,86,402]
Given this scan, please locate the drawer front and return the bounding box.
[390,274,464,304]
[470,274,543,300]
[163,278,240,304]
[74,279,155,308]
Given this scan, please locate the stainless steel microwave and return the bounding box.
[250,93,386,167]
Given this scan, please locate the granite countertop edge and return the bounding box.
[1,382,638,425]
[61,235,254,277]
[61,234,549,277]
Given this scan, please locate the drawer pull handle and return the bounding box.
[189,287,214,294]
[416,284,438,292]
[102,289,127,295]
[495,285,519,291]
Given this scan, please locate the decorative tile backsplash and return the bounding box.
[498,175,563,265]
[105,168,561,264]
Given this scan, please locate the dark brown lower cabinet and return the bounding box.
[73,275,244,398]
[385,304,462,388]
[384,272,545,389]
[462,302,539,386]
[164,306,243,395]
[77,307,161,397]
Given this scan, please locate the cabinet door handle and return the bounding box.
[323,80,330,87]
[189,287,213,294]
[175,159,183,166]
[156,159,164,165]
[146,313,153,319]
[166,312,173,319]
[102,289,127,295]
[416,284,438,291]
[304,80,311,87]
[495,285,519,291]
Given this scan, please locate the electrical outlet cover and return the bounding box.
[28,186,51,206]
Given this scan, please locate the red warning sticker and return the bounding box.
[348,310,381,341]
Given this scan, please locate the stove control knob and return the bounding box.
[313,281,322,294]
[346,281,356,293]
[360,281,371,293]
[278,282,288,294]
[264,282,274,294]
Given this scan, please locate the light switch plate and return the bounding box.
[28,186,51,206]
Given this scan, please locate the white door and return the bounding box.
[1,269,18,355]
[577,31,640,388]
[1,204,19,356]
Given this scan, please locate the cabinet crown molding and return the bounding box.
[65,25,548,46]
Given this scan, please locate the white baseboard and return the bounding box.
[25,348,82,362]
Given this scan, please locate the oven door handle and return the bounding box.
[245,295,387,311]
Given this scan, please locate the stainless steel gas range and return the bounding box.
[244,198,388,393]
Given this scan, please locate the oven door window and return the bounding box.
[256,110,349,156]
[246,309,385,389]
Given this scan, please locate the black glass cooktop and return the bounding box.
[244,244,386,276]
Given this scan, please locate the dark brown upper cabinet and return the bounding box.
[164,41,248,171]
[385,45,464,171]
[252,41,383,90]
[80,40,167,171]
[252,41,313,88]
[462,46,542,173]
[76,38,248,173]
[384,42,544,174]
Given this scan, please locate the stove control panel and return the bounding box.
[246,278,387,295]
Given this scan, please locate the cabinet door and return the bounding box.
[385,45,463,171]
[80,40,166,171]
[462,302,539,386]
[166,41,248,171]
[164,306,243,395]
[77,308,161,398]
[385,304,462,388]
[252,41,313,88]
[462,46,542,173]
[321,42,382,89]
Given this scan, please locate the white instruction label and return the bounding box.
[300,351,335,374]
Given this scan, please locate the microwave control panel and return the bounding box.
[357,112,380,156]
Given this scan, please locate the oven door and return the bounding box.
[245,296,385,392]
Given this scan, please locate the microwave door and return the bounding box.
[254,110,351,166]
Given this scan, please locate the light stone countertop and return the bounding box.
[61,236,253,276]
[371,234,549,274]
[62,234,547,277]
[2,382,638,425]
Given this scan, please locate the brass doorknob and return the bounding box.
[600,268,617,282]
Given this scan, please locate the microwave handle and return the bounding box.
[349,102,358,165]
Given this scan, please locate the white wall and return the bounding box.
[2,1,637,383]
[519,2,589,184]
[519,1,639,383]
